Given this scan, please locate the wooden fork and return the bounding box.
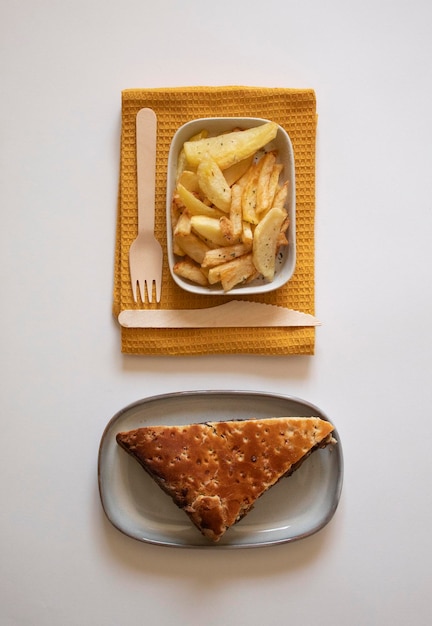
[129,108,163,303]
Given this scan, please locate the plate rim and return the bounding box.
[98,390,343,549]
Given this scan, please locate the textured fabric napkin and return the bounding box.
[113,86,317,356]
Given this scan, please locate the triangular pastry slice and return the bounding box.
[116,417,336,542]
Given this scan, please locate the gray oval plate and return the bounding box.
[98,391,343,549]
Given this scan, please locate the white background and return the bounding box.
[1,1,431,624]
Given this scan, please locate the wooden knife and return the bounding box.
[118,300,320,328]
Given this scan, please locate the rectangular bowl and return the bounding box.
[166,117,296,296]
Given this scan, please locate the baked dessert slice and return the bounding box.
[116,416,336,542]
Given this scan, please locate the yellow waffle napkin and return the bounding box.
[113,86,317,356]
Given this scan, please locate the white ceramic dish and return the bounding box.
[166,118,296,296]
[98,391,343,549]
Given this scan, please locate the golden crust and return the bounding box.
[116,417,335,542]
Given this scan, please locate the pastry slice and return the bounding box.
[116,417,336,542]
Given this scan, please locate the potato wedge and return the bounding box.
[172,240,185,256]
[190,215,231,247]
[174,232,211,264]
[183,122,278,169]
[197,156,231,212]
[252,207,287,281]
[176,130,209,181]
[174,258,208,286]
[173,211,192,237]
[177,170,200,193]
[177,184,224,219]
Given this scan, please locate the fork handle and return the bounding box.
[136,108,157,233]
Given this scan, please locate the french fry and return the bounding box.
[176,150,188,182]
[207,266,222,285]
[245,268,260,283]
[174,232,211,264]
[260,163,283,215]
[236,157,257,190]
[272,180,289,210]
[170,198,182,230]
[174,258,209,286]
[201,243,252,268]
[256,151,277,214]
[241,155,268,224]
[219,216,237,244]
[276,231,289,248]
[276,216,290,248]
[229,183,243,240]
[241,220,254,248]
[223,154,254,186]
[208,254,256,292]
[219,213,243,245]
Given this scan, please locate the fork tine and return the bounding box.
[155,279,161,304]
[138,280,146,303]
[146,281,153,304]
[131,279,138,303]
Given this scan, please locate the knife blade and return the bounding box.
[118,300,321,328]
